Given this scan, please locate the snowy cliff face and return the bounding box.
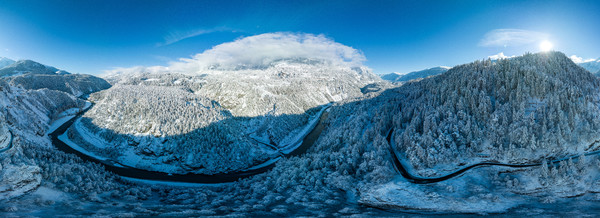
[0,59,111,133]
[0,81,88,138]
[0,59,110,96]
[0,63,112,202]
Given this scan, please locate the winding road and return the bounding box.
[386,128,600,184]
[49,104,330,183]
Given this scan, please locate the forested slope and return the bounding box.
[0,63,113,201]
[71,59,383,174]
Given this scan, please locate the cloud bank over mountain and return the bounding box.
[569,55,597,64]
[106,32,367,76]
[488,52,515,60]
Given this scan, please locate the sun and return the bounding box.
[539,40,553,52]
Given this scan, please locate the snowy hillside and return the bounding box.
[0,119,9,151]
[0,60,110,97]
[6,51,600,216]
[0,62,112,202]
[0,60,68,77]
[63,33,383,174]
[380,72,402,81]
[66,84,271,174]
[380,66,450,83]
[71,62,381,174]
[294,51,600,212]
[4,73,110,97]
[350,52,600,177]
[108,61,380,116]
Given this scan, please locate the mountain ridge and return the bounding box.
[65,59,383,174]
[578,58,600,75]
[0,59,70,77]
[381,66,450,83]
[0,57,15,69]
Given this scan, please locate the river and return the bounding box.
[49,104,330,183]
[386,128,600,184]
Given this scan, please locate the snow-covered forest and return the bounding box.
[312,52,600,212]
[388,52,600,175]
[0,60,115,202]
[5,52,600,216]
[5,0,600,214]
[66,59,383,174]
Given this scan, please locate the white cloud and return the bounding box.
[111,32,366,75]
[102,65,168,78]
[488,52,515,60]
[159,27,233,46]
[569,55,597,64]
[479,29,549,47]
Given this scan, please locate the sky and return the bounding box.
[0,0,599,75]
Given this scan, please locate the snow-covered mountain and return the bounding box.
[380,72,403,81]
[6,51,600,216]
[391,52,599,172]
[0,60,110,97]
[0,60,112,201]
[305,51,600,212]
[4,73,110,97]
[60,33,386,175]
[71,60,382,174]
[577,59,600,75]
[352,52,600,175]
[0,60,70,77]
[380,66,450,83]
[0,57,15,69]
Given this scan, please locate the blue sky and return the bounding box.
[0,0,599,74]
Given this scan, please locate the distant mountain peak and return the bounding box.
[0,57,15,69]
[0,57,14,61]
[0,59,68,77]
[381,66,450,83]
[576,56,600,75]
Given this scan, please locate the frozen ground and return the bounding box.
[361,169,525,214]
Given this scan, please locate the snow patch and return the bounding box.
[58,131,110,161]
